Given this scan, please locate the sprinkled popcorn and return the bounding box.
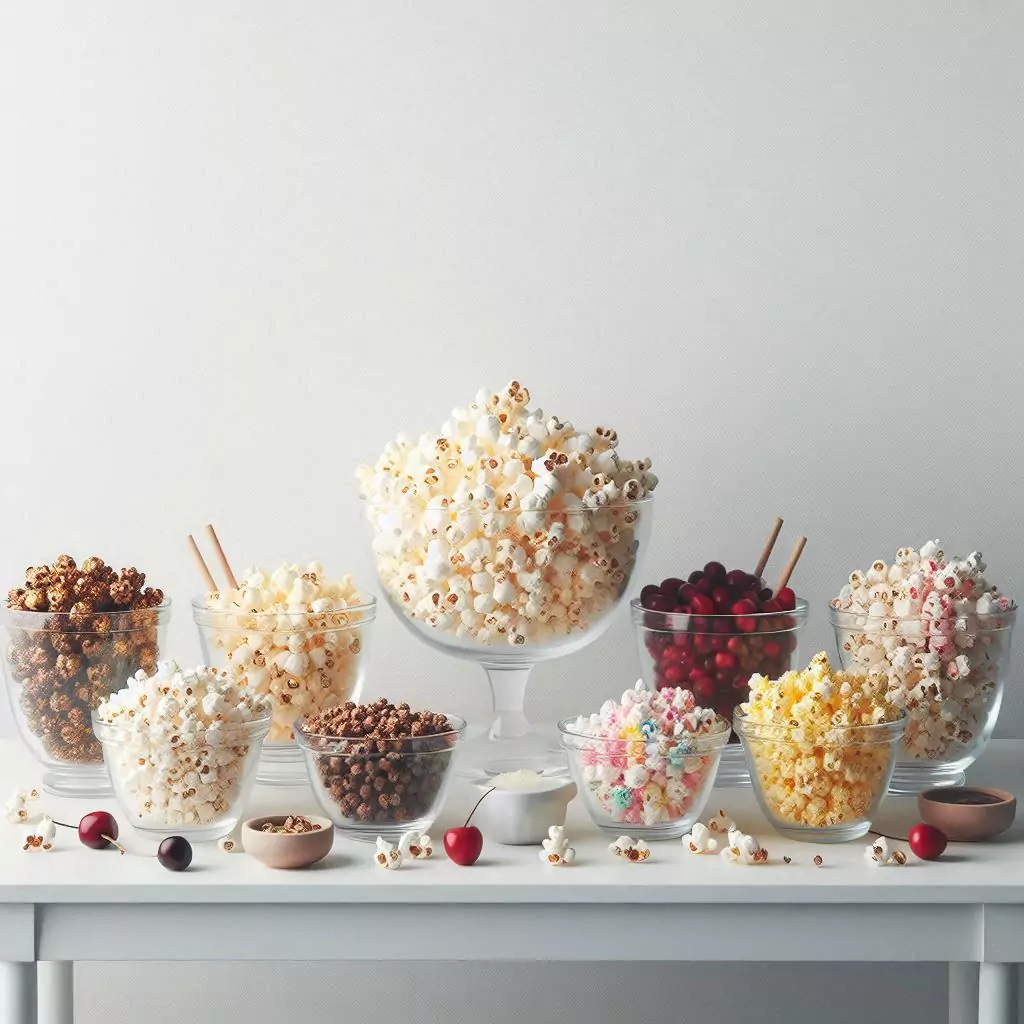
[735,653,905,831]
[562,678,729,832]
[94,662,272,831]
[831,542,1016,764]
[357,381,657,647]
[197,563,373,742]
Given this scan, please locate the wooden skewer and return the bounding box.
[187,535,218,593]
[753,517,784,579]
[774,536,807,594]
[205,524,239,590]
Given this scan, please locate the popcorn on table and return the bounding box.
[22,816,56,852]
[94,661,272,829]
[399,830,433,859]
[682,822,717,855]
[740,653,903,829]
[357,381,657,647]
[202,562,370,742]
[374,837,402,869]
[832,542,1015,762]
[567,679,727,828]
[4,788,39,824]
[609,835,650,862]
[721,828,766,865]
[539,825,575,866]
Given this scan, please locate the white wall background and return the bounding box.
[1,2,1021,1021]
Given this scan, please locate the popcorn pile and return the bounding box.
[738,653,904,829]
[565,678,727,828]
[831,541,1016,761]
[357,381,657,646]
[95,662,272,829]
[199,563,371,742]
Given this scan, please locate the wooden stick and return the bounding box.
[187,535,218,592]
[205,524,239,590]
[753,517,784,578]
[774,536,807,594]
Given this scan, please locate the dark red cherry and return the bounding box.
[703,561,727,582]
[660,578,686,596]
[776,587,797,612]
[639,585,662,608]
[687,570,705,585]
[157,835,193,872]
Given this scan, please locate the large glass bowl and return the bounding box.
[734,708,906,842]
[193,596,376,787]
[363,498,653,772]
[2,602,171,797]
[93,710,270,843]
[294,714,466,842]
[559,715,730,840]
[830,606,1016,793]
[631,597,808,787]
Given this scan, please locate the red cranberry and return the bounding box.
[687,570,705,585]
[646,594,673,613]
[737,616,758,634]
[662,663,685,686]
[726,637,745,654]
[639,585,662,608]
[694,635,713,655]
[690,593,715,615]
[703,561,727,582]
[695,578,713,596]
[725,569,748,589]
[714,651,738,671]
[673,632,692,649]
[710,636,725,652]
[660,577,686,595]
[730,599,758,616]
[677,583,698,603]
[762,640,782,658]
[711,586,732,611]
[776,587,797,612]
[693,679,715,704]
[761,599,782,613]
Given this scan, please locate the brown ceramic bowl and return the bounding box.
[918,787,1016,842]
[242,815,335,868]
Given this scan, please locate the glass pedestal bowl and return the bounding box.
[831,605,1016,793]
[193,596,376,787]
[364,498,653,774]
[2,602,171,797]
[632,598,808,787]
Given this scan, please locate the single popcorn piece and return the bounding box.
[357,381,657,647]
[565,679,728,829]
[539,825,576,866]
[831,542,1015,763]
[738,652,904,830]
[608,835,650,862]
[22,815,56,852]
[865,837,888,865]
[682,821,718,854]
[4,788,40,824]
[399,830,433,859]
[721,828,766,865]
[374,836,402,869]
[199,562,372,742]
[94,662,272,830]
[706,809,734,834]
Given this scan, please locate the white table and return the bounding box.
[0,739,1021,1024]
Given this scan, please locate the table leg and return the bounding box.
[950,962,979,1024]
[0,961,35,1024]
[38,960,74,1024]
[978,963,1016,1024]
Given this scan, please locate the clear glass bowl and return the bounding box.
[192,596,376,787]
[93,711,271,843]
[294,714,466,842]
[734,708,907,842]
[830,606,1016,793]
[631,597,808,787]
[558,715,730,840]
[364,498,653,772]
[1,602,171,797]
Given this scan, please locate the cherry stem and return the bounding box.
[52,820,75,830]
[464,788,495,828]
[102,833,127,855]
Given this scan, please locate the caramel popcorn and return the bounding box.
[736,653,905,830]
[4,556,166,766]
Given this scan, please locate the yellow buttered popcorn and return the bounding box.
[737,653,905,830]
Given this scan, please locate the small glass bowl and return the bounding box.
[2,602,172,797]
[733,708,907,843]
[193,596,377,787]
[558,716,731,840]
[631,597,808,786]
[294,715,466,842]
[830,605,1016,793]
[92,711,271,843]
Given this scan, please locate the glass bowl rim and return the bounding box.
[293,713,467,746]
[732,706,908,742]
[3,600,172,632]
[556,714,732,745]
[191,593,377,627]
[630,596,809,624]
[828,603,1017,626]
[360,494,654,514]
[90,707,273,742]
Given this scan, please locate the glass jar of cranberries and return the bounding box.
[631,564,808,786]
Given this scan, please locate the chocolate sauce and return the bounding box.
[928,789,1006,806]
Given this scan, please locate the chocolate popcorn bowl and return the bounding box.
[294,713,466,842]
[2,602,172,798]
[363,499,653,773]
[830,606,1016,794]
[193,595,377,788]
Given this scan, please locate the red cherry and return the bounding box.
[693,635,713,655]
[662,663,685,686]
[725,569,748,589]
[690,593,715,615]
[692,679,716,705]
[737,617,758,634]
[726,637,746,654]
[660,578,686,596]
[673,632,693,649]
[639,585,662,608]
[695,578,713,596]
[762,640,782,658]
[444,826,483,866]
[157,835,193,871]
[761,599,782,613]
[908,823,947,861]
[775,587,797,612]
[676,583,698,604]
[78,811,125,854]
[646,594,673,613]
[703,561,727,582]
[711,586,732,609]
[687,570,705,585]
[730,599,758,616]
[714,651,738,671]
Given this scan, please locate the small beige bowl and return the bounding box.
[918,787,1017,841]
[242,815,335,868]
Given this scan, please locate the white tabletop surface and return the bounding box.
[0,738,1021,907]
